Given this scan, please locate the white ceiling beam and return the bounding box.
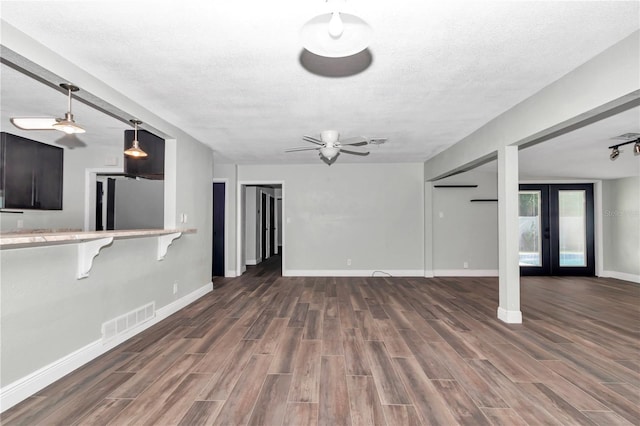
[424,30,640,181]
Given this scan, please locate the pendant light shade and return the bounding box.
[300,12,372,58]
[124,120,148,158]
[52,84,85,134]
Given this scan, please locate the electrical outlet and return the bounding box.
[17,219,24,229]
[463,262,469,269]
[173,282,178,294]
[347,258,352,266]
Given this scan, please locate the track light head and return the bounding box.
[634,140,640,156]
[610,147,620,160]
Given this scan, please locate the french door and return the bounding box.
[519,184,594,276]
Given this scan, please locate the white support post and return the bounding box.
[497,145,522,323]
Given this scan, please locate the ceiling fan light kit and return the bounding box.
[285,129,375,163]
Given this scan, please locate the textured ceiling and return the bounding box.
[1,1,639,176]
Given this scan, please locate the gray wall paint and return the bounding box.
[244,186,258,263]
[1,135,213,387]
[602,176,640,278]
[237,163,424,274]
[114,178,164,229]
[432,171,499,272]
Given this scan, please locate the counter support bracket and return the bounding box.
[77,237,113,279]
[158,232,182,260]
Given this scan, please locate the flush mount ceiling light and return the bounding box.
[124,119,148,158]
[10,117,58,130]
[52,83,86,134]
[608,138,640,161]
[300,3,372,58]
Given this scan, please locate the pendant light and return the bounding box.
[124,120,148,158]
[52,83,86,134]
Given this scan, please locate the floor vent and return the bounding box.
[102,302,155,341]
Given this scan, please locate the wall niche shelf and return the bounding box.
[470,199,498,202]
[433,184,478,188]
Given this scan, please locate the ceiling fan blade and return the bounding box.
[285,146,321,152]
[10,117,57,130]
[302,135,324,145]
[341,148,370,156]
[340,136,368,146]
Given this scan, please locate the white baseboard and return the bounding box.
[433,269,499,277]
[225,270,237,278]
[246,259,257,266]
[497,307,522,324]
[599,270,640,284]
[424,270,434,278]
[0,282,213,413]
[283,269,424,277]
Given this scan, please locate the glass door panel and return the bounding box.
[519,190,542,266]
[558,190,586,267]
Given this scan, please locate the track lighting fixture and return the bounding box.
[610,147,620,160]
[52,84,85,134]
[608,138,640,161]
[124,120,148,158]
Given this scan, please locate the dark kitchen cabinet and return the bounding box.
[0,132,64,210]
[124,130,165,179]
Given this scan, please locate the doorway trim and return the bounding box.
[213,178,230,276]
[236,180,285,277]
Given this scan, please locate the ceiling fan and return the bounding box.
[10,83,85,134]
[285,130,374,162]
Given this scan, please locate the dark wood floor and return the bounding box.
[3,256,639,425]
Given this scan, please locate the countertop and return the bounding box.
[0,228,196,248]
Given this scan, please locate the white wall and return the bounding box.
[114,178,164,229]
[431,170,499,275]
[0,134,213,390]
[238,163,424,276]
[244,186,258,264]
[602,176,640,282]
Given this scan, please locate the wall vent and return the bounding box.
[101,302,155,341]
[611,132,640,140]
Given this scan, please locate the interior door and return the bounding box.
[212,182,225,277]
[519,184,594,276]
[95,181,104,231]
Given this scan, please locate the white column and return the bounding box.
[497,145,522,323]
[424,181,434,277]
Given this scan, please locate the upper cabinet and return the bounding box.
[0,132,64,210]
[124,130,165,180]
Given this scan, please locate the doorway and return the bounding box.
[213,182,225,277]
[519,184,595,276]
